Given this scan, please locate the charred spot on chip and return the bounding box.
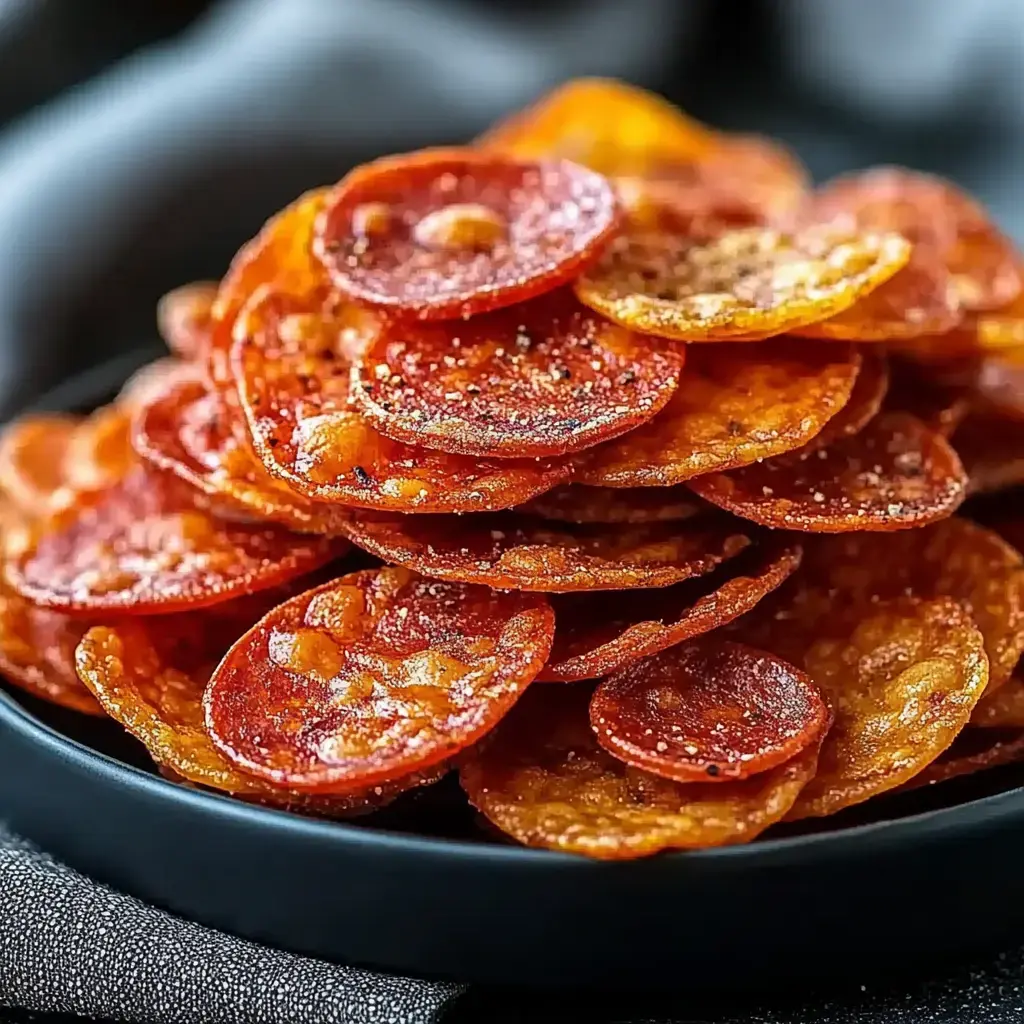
[314,148,620,320]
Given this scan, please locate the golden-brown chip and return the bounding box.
[899,728,1024,790]
[572,340,862,487]
[574,223,909,342]
[460,683,821,859]
[517,484,705,525]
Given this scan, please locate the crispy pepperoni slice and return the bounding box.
[232,290,572,511]
[338,510,752,592]
[590,639,829,783]
[689,412,967,532]
[574,223,909,342]
[792,521,1024,694]
[793,251,961,342]
[733,592,988,818]
[0,414,78,516]
[517,484,705,525]
[572,340,862,487]
[7,467,346,614]
[157,281,217,361]
[351,290,684,458]
[460,683,821,859]
[479,79,808,220]
[0,583,102,715]
[204,567,554,792]
[314,148,619,320]
[76,617,443,813]
[540,540,801,682]
[208,188,331,383]
[133,371,353,535]
[806,166,1021,313]
[804,349,889,450]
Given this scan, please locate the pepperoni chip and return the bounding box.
[460,683,821,859]
[0,414,78,516]
[808,166,1021,313]
[314,148,620,320]
[7,467,346,614]
[972,677,1024,729]
[793,251,961,342]
[204,568,554,792]
[338,511,752,592]
[61,404,136,494]
[572,340,862,487]
[591,640,828,783]
[974,288,1024,351]
[738,595,987,819]
[479,79,807,219]
[518,484,705,525]
[478,78,722,175]
[75,620,442,813]
[352,291,684,458]
[157,281,217,361]
[208,188,331,383]
[953,412,1024,495]
[0,584,101,714]
[133,372,354,535]
[903,728,1024,790]
[689,412,967,532]
[574,223,909,342]
[540,540,801,682]
[793,520,1024,693]
[233,290,572,511]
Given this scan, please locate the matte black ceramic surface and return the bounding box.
[2,356,1024,992]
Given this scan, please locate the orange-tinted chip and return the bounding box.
[738,594,987,819]
[0,414,78,516]
[902,728,1024,790]
[572,340,862,487]
[952,412,1024,495]
[518,484,704,525]
[7,467,345,615]
[590,639,828,783]
[338,511,752,592]
[232,290,572,511]
[807,166,1020,313]
[792,520,1024,693]
[133,372,353,535]
[971,348,1024,422]
[204,567,554,792]
[157,281,217,361]
[75,618,442,813]
[208,188,331,383]
[0,583,101,714]
[574,223,909,342]
[460,683,820,859]
[540,540,801,682]
[479,79,807,219]
[793,251,961,342]
[974,287,1024,351]
[971,675,1024,728]
[314,148,619,320]
[352,291,683,458]
[61,404,135,494]
[689,412,967,532]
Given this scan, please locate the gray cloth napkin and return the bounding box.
[0,827,464,1024]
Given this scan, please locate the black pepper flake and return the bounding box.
[267,438,280,449]
[319,348,336,360]
[617,369,636,385]
[727,419,744,437]
[353,465,371,485]
[705,764,720,778]
[552,365,572,381]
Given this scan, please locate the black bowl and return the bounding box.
[2,354,1024,994]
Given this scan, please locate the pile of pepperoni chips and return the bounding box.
[3,79,1024,859]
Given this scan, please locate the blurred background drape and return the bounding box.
[0,0,1022,416]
